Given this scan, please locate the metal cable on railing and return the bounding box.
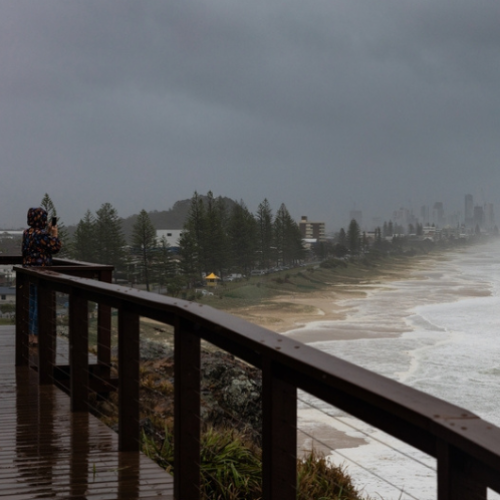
[297,394,436,472]
[296,427,423,500]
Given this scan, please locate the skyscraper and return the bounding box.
[464,194,473,227]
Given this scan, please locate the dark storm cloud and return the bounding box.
[1,0,499,229]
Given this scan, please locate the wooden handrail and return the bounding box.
[9,260,500,499]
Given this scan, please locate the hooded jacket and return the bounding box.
[22,207,62,266]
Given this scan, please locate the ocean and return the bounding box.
[285,241,500,500]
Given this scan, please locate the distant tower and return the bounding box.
[420,205,429,225]
[464,194,473,227]
[474,205,484,228]
[349,210,363,228]
[432,202,444,227]
[484,203,495,230]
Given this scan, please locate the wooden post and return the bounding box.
[69,289,89,412]
[174,318,201,500]
[437,441,486,500]
[262,358,297,500]
[15,272,29,367]
[118,306,140,451]
[97,269,113,380]
[38,280,56,385]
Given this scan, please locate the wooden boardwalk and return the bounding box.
[0,326,174,500]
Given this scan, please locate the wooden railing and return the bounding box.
[8,258,500,499]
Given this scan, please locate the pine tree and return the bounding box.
[131,210,157,291]
[256,199,274,269]
[204,192,228,277]
[154,236,178,294]
[71,210,97,262]
[40,193,70,257]
[94,203,127,273]
[274,203,305,266]
[338,228,347,246]
[180,192,206,277]
[228,201,257,274]
[178,229,199,286]
[347,219,361,255]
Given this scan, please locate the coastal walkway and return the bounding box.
[0,325,174,500]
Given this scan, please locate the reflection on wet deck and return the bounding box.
[0,326,173,499]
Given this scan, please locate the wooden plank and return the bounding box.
[69,289,89,411]
[174,318,201,500]
[118,307,140,452]
[0,326,173,499]
[262,358,297,500]
[37,281,55,385]
[437,441,487,500]
[15,273,29,367]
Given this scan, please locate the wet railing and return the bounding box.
[8,257,500,499]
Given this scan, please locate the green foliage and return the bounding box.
[256,199,274,268]
[0,303,15,314]
[131,209,157,291]
[71,210,97,262]
[143,426,364,500]
[94,203,127,271]
[347,219,361,255]
[228,201,258,275]
[274,203,306,266]
[297,451,361,500]
[154,236,178,293]
[143,426,261,500]
[40,193,70,257]
[320,258,348,269]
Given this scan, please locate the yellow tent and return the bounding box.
[205,272,220,287]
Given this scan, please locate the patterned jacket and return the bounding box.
[22,207,62,267]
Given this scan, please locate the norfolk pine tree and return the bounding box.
[256,199,274,269]
[40,193,70,257]
[131,210,157,291]
[347,219,361,255]
[71,210,97,262]
[228,201,257,275]
[94,203,127,274]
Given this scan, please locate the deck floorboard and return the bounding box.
[0,326,174,499]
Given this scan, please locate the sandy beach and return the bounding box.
[229,258,433,340]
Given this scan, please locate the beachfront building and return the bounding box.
[299,216,326,241]
[156,229,183,251]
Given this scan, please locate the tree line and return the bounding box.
[42,192,306,293]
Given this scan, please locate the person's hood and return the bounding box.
[27,207,47,229]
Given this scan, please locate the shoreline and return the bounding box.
[228,255,441,339]
[225,250,476,454]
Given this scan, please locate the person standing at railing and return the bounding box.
[22,207,62,344]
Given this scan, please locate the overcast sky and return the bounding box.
[1,0,499,230]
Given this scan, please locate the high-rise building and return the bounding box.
[420,205,430,225]
[484,203,495,230]
[473,206,484,228]
[299,216,326,240]
[432,202,444,227]
[464,194,473,227]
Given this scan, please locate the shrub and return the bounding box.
[297,450,361,500]
[320,258,347,269]
[143,427,365,500]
